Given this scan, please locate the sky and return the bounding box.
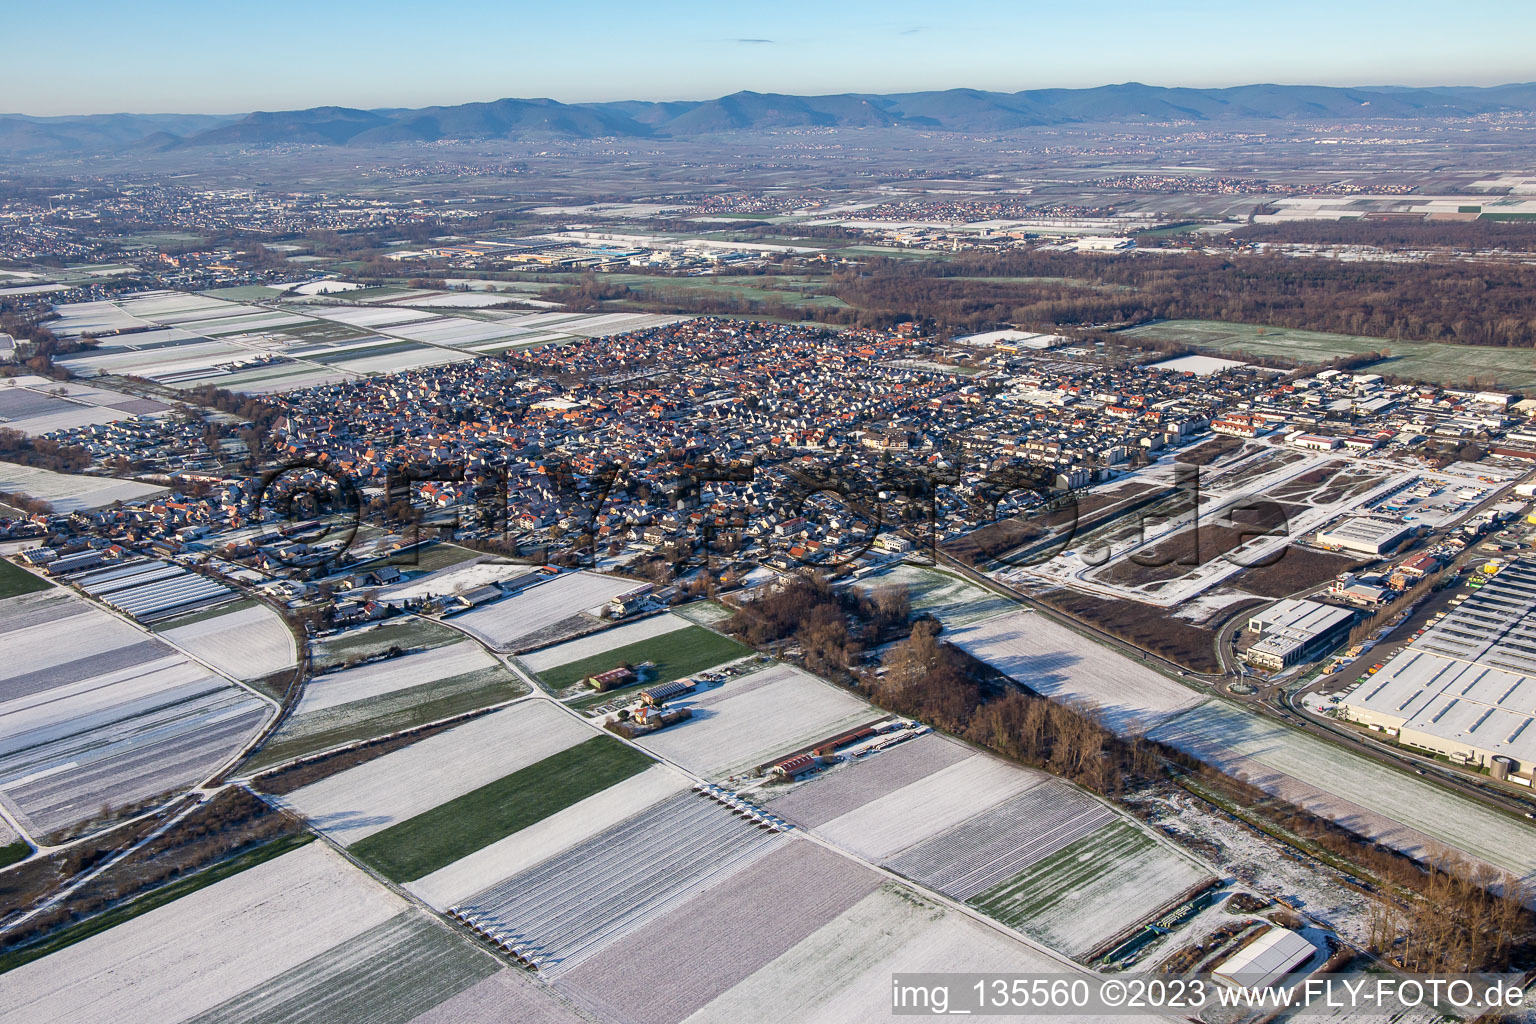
[6,0,1536,116]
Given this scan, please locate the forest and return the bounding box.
[545,251,1536,347]
[1230,218,1536,251]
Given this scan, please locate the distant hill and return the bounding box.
[8,81,1536,156]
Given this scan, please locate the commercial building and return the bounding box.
[1340,559,1536,783]
[1315,516,1415,556]
[1244,599,1356,671]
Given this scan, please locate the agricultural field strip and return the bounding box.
[814,754,1045,862]
[556,840,886,1024]
[764,732,973,827]
[406,971,591,1024]
[454,790,788,978]
[947,610,1205,734]
[347,735,653,882]
[885,781,1118,901]
[1149,699,1536,879]
[680,884,1146,1024]
[967,820,1211,958]
[635,662,880,779]
[0,842,407,1024]
[296,641,496,714]
[279,699,593,845]
[160,603,297,682]
[453,572,639,651]
[0,591,271,833]
[408,763,690,909]
[517,613,694,673]
[0,682,266,835]
[0,462,166,512]
[178,910,501,1024]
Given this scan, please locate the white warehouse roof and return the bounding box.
[1213,927,1314,989]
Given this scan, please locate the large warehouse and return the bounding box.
[1244,599,1356,671]
[1340,559,1536,784]
[1315,516,1415,556]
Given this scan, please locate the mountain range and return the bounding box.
[7,81,1536,157]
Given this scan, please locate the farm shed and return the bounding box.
[1212,926,1314,989]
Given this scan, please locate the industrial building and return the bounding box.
[1340,559,1536,783]
[1244,599,1356,671]
[1315,516,1415,556]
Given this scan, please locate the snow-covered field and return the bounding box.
[0,377,165,436]
[813,753,1043,861]
[634,664,879,780]
[453,572,640,652]
[518,613,693,674]
[947,610,1204,733]
[853,563,1016,627]
[294,640,497,714]
[281,700,592,845]
[0,462,166,512]
[556,839,885,1024]
[408,763,689,909]
[968,819,1210,957]
[765,732,972,827]
[1150,700,1536,880]
[0,590,269,835]
[679,884,1129,1024]
[375,561,536,603]
[454,791,790,979]
[0,842,406,1024]
[161,603,296,681]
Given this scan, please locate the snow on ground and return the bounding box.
[1147,354,1250,375]
[453,572,640,652]
[0,842,405,1024]
[1150,700,1536,881]
[408,763,689,909]
[947,610,1205,733]
[968,819,1211,957]
[813,753,1043,861]
[408,970,590,1024]
[375,561,536,603]
[0,462,166,512]
[634,663,878,781]
[295,640,497,715]
[161,603,296,681]
[680,884,1140,1024]
[518,613,693,674]
[763,732,972,827]
[852,563,1017,627]
[281,699,592,845]
[556,839,885,1024]
[0,378,164,436]
[0,590,270,835]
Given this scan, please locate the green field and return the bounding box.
[0,840,28,869]
[969,822,1158,932]
[349,735,652,882]
[536,625,751,698]
[1120,319,1536,389]
[0,560,52,599]
[306,340,423,364]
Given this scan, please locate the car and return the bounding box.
[1415,768,1426,775]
